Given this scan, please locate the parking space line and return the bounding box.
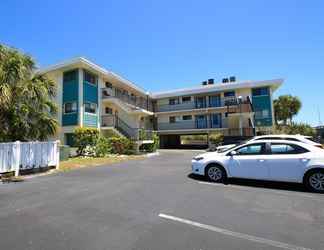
[197,181,321,200]
[159,213,312,250]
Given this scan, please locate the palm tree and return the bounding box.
[274,95,302,125]
[0,44,58,141]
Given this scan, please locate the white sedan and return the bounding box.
[215,134,323,153]
[192,140,324,192]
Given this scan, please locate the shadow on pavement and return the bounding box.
[187,173,312,193]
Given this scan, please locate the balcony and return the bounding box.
[158,119,225,131]
[101,87,153,112]
[156,96,252,113]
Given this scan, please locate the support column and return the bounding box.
[78,68,84,127]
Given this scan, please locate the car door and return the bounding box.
[266,143,310,182]
[227,143,269,180]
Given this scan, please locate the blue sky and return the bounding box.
[1,0,324,125]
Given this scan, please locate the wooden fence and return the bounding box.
[0,141,60,176]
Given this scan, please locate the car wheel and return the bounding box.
[206,164,226,183]
[305,169,324,193]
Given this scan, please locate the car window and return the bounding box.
[270,143,309,154]
[235,143,264,155]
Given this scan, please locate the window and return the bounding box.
[183,115,192,120]
[255,109,270,118]
[105,107,113,114]
[235,143,264,155]
[270,143,309,154]
[224,91,235,97]
[209,95,221,107]
[182,96,191,102]
[84,71,97,85]
[84,103,97,114]
[195,96,206,108]
[63,70,77,82]
[169,116,176,123]
[210,113,221,128]
[64,102,77,113]
[252,87,269,96]
[105,82,112,88]
[255,137,300,142]
[169,98,179,105]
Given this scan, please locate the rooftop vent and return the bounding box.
[229,76,236,82]
[208,79,214,85]
[222,78,229,83]
[202,81,207,86]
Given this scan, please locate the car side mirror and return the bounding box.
[230,150,237,156]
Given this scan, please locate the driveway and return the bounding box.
[1,150,324,250]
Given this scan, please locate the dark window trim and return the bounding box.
[269,142,309,155]
[63,102,77,114]
[84,70,98,86]
[84,102,97,114]
[227,143,266,156]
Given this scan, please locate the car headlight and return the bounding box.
[193,156,204,161]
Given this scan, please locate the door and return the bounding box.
[227,143,269,180]
[266,143,310,182]
[196,115,207,129]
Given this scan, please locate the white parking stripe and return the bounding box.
[159,213,312,250]
[197,181,320,200]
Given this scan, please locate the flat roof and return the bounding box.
[150,78,283,99]
[38,57,283,99]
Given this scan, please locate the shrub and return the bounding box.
[74,127,99,156]
[274,123,316,137]
[139,132,159,152]
[209,132,224,145]
[109,137,136,155]
[95,136,112,157]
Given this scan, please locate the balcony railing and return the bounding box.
[101,115,153,140]
[101,87,153,112]
[156,96,252,112]
[158,119,226,131]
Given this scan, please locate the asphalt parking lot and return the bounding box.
[1,150,324,250]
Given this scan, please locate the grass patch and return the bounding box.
[59,155,144,172]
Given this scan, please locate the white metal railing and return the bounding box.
[0,141,60,176]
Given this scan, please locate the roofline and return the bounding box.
[151,78,284,99]
[38,57,149,95]
[38,57,284,99]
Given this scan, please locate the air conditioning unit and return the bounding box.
[222,78,229,83]
[208,79,214,85]
[202,81,207,85]
[229,76,236,82]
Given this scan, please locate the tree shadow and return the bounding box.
[187,173,313,194]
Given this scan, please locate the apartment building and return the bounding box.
[39,57,283,148]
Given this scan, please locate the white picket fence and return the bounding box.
[0,141,60,176]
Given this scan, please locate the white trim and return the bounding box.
[38,57,148,96]
[78,69,83,127]
[38,57,283,100]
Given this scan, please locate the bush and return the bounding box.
[274,123,316,137]
[95,136,112,157]
[140,132,159,152]
[74,127,99,156]
[109,137,136,155]
[209,132,224,145]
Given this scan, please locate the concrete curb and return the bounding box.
[145,152,160,157]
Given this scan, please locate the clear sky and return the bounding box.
[1,0,323,125]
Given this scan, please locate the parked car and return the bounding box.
[192,140,324,192]
[215,134,323,152]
